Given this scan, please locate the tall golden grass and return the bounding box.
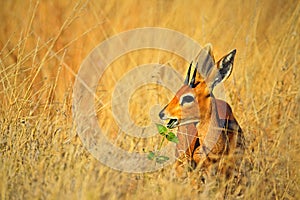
[0,0,299,199]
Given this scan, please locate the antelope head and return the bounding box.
[159,45,236,129]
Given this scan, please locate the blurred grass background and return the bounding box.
[0,0,299,199]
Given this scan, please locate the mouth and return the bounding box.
[166,118,179,129]
[165,118,200,129]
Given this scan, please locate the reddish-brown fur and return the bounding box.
[159,45,246,188]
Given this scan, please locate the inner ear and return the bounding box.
[196,45,215,79]
[203,43,215,62]
[205,49,236,91]
[217,49,236,81]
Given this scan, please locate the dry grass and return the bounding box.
[0,0,299,199]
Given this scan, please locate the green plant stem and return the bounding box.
[158,137,165,151]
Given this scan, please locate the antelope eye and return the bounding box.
[181,95,195,105]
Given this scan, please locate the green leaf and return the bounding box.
[155,155,169,164]
[166,132,179,144]
[156,124,167,136]
[147,151,155,160]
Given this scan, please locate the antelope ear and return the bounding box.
[203,43,214,60]
[197,44,215,79]
[206,49,236,91]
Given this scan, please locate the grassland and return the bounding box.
[0,0,299,199]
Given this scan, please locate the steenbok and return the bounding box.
[159,44,246,193]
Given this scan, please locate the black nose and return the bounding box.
[159,110,165,120]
